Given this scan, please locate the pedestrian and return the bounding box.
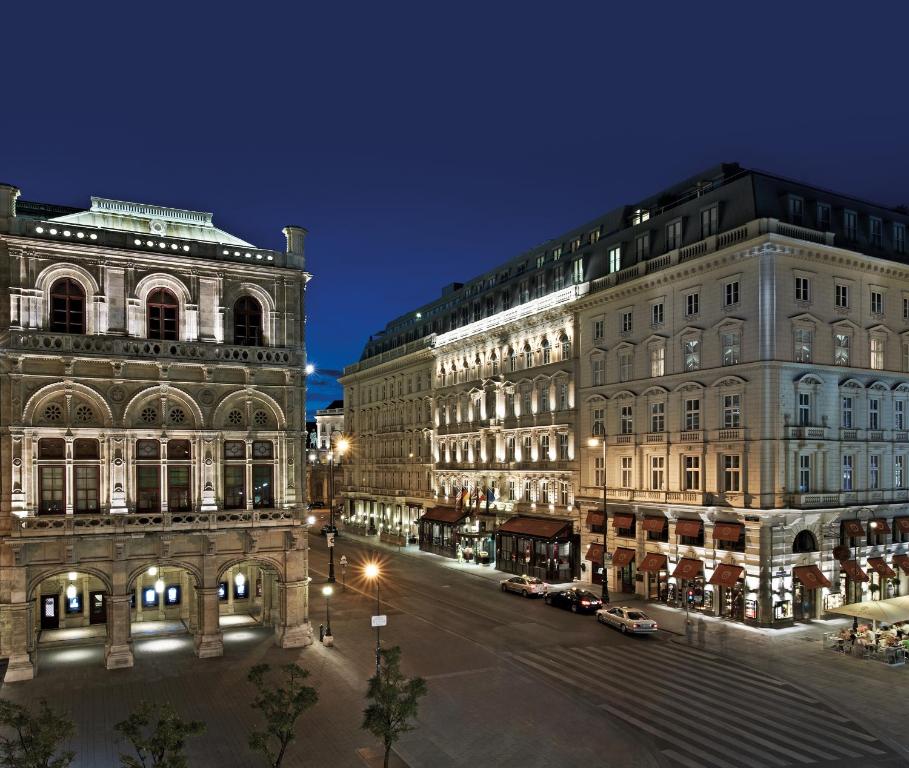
[697,617,706,646]
[685,620,693,645]
[717,622,728,654]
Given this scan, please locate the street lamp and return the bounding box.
[588,437,609,603]
[327,437,350,583]
[321,584,333,645]
[364,562,381,675]
[305,363,315,375]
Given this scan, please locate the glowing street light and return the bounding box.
[364,562,382,674]
[321,584,333,644]
[306,515,316,526]
[304,363,315,375]
[588,436,609,604]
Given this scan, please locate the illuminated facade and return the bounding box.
[0,185,313,681]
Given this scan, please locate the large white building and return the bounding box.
[342,163,909,627]
[0,185,314,680]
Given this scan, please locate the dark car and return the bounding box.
[544,588,603,614]
[310,501,327,509]
[320,524,338,537]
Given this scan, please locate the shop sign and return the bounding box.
[744,599,757,620]
[371,615,387,628]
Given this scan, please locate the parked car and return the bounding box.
[596,606,659,634]
[310,501,327,509]
[544,588,602,613]
[500,575,548,598]
[320,524,339,537]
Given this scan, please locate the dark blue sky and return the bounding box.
[3,2,908,411]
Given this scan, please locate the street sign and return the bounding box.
[339,555,348,566]
[326,533,335,548]
[604,552,613,564]
[371,615,387,628]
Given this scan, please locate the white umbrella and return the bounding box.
[830,595,909,629]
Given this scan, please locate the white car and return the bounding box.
[596,606,659,634]
[500,575,548,598]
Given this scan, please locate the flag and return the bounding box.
[461,487,470,506]
[453,486,462,507]
[472,486,480,508]
[485,486,496,511]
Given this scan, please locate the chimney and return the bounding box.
[0,183,21,233]
[283,225,307,268]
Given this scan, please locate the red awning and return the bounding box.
[867,557,896,578]
[840,559,870,582]
[709,563,744,587]
[585,511,604,528]
[895,518,909,534]
[611,547,635,568]
[642,517,666,532]
[793,565,832,589]
[612,514,635,529]
[638,552,668,572]
[842,520,864,537]
[496,516,571,539]
[713,522,744,542]
[420,507,468,525]
[870,519,891,533]
[672,558,703,580]
[585,543,604,562]
[893,554,909,575]
[675,519,702,537]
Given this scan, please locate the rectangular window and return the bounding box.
[594,456,605,487]
[591,407,604,436]
[686,292,699,317]
[842,455,853,491]
[523,480,532,502]
[869,398,880,430]
[870,337,885,370]
[798,392,811,426]
[167,466,191,512]
[508,480,516,501]
[560,481,569,506]
[897,456,905,488]
[635,233,650,260]
[619,352,633,382]
[540,434,550,460]
[685,398,700,430]
[701,205,718,238]
[137,466,161,513]
[608,246,621,274]
[558,433,569,460]
[573,258,584,284]
[723,394,741,428]
[252,465,274,508]
[684,456,701,490]
[798,455,811,492]
[870,217,883,247]
[591,358,604,386]
[558,383,568,411]
[684,339,700,370]
[834,333,850,365]
[506,436,515,461]
[38,466,65,515]
[620,405,633,435]
[723,455,741,492]
[650,456,665,490]
[871,290,883,315]
[666,220,682,251]
[896,400,905,430]
[788,196,804,225]
[651,302,664,326]
[224,465,246,509]
[835,284,849,309]
[650,346,665,377]
[794,328,813,363]
[841,396,853,428]
[844,210,857,241]
[621,457,633,488]
[724,280,740,307]
[722,332,741,366]
[795,276,810,302]
[895,223,907,254]
[538,385,550,414]
[74,466,99,513]
[817,203,831,230]
[650,402,665,433]
[870,455,880,489]
[621,310,633,333]
[593,318,605,341]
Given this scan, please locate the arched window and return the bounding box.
[234,296,263,346]
[147,288,179,340]
[792,530,818,553]
[50,278,85,334]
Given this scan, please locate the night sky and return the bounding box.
[3,2,908,411]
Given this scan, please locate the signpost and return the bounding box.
[326,532,335,548]
[371,614,387,628]
[339,554,348,590]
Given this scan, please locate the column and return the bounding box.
[193,587,223,658]
[105,595,134,670]
[3,602,35,682]
[273,579,313,648]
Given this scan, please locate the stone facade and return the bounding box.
[0,185,313,681]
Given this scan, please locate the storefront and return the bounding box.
[611,547,636,594]
[585,542,604,586]
[709,563,744,621]
[840,558,870,604]
[418,506,468,559]
[639,552,668,601]
[671,557,705,611]
[792,564,830,621]
[495,516,578,583]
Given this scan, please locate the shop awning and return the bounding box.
[612,513,635,529]
[585,511,604,528]
[611,548,635,568]
[638,552,668,572]
[895,518,909,534]
[871,519,891,533]
[709,563,744,587]
[672,558,703,580]
[842,520,864,537]
[675,519,702,537]
[840,559,870,582]
[793,564,832,589]
[585,543,604,562]
[830,595,909,626]
[867,557,897,578]
[642,517,666,532]
[712,522,744,542]
[420,507,468,525]
[496,516,571,539]
[893,554,909,575]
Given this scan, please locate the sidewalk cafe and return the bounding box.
[823,595,909,666]
[418,506,469,559]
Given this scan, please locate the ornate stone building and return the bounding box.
[0,185,313,681]
[307,400,344,506]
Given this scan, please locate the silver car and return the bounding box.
[596,606,659,634]
[500,575,548,598]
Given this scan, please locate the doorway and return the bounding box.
[40,594,59,630]
[793,581,815,621]
[89,591,107,624]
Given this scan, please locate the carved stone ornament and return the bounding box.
[110,386,126,403]
[12,458,21,467]
[199,389,215,406]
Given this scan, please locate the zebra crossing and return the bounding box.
[507,639,894,768]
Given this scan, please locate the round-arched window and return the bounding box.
[234,296,263,347]
[792,530,818,553]
[147,288,179,341]
[50,278,86,334]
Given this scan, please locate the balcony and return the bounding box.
[665,491,706,505]
[841,429,859,441]
[714,428,744,442]
[789,493,843,508]
[678,430,703,443]
[785,426,828,440]
[644,432,667,444]
[11,509,300,539]
[9,331,298,367]
[612,434,634,445]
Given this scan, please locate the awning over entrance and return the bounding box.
[496,516,571,539]
[642,517,666,532]
[842,520,864,537]
[585,543,604,562]
[675,519,702,537]
[893,554,909,574]
[672,558,703,580]
[420,507,469,525]
[793,564,831,589]
[895,518,909,534]
[871,519,891,533]
[612,513,634,529]
[712,522,743,542]
[709,563,744,587]
[830,595,909,625]
[638,552,668,572]
[585,511,604,528]
[840,559,870,582]
[611,548,635,568]
[867,557,897,578]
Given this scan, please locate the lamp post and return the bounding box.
[588,437,609,604]
[321,585,333,646]
[365,562,381,675]
[327,438,349,583]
